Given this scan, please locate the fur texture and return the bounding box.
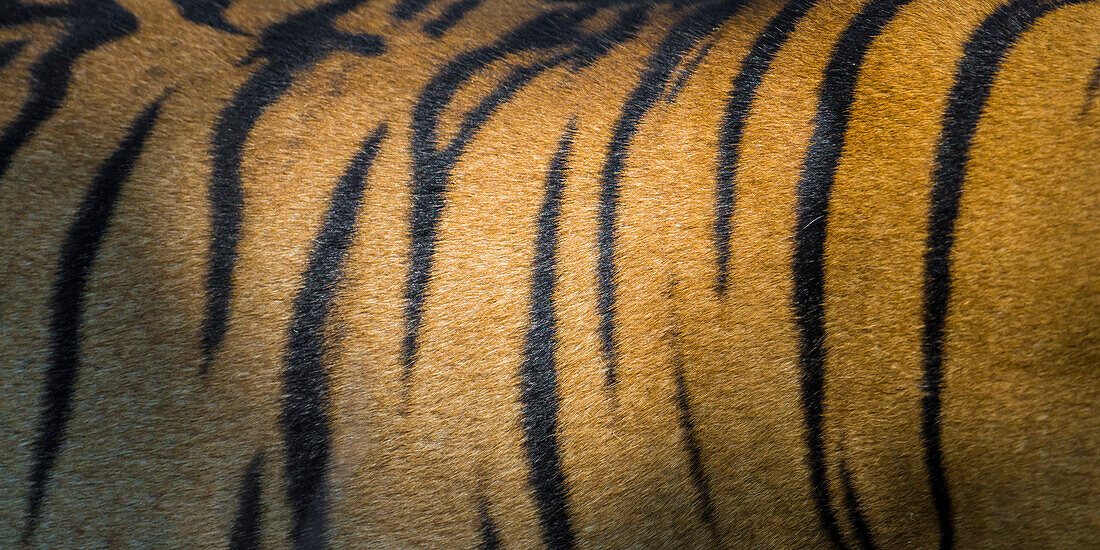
[1,0,1098,547]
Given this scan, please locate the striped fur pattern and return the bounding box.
[1,0,1098,547]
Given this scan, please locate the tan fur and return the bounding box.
[1,0,1097,547]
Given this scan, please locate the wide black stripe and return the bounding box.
[923,2,1091,548]
[714,0,818,295]
[283,125,387,550]
[670,315,719,546]
[173,0,244,35]
[520,122,576,550]
[23,97,163,543]
[203,0,383,373]
[0,0,137,182]
[0,39,26,71]
[0,0,67,25]
[230,452,265,550]
[598,0,747,388]
[403,7,646,397]
[792,0,915,547]
[424,0,482,38]
[839,457,875,550]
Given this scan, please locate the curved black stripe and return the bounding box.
[598,0,747,388]
[403,7,647,395]
[230,452,265,550]
[283,124,387,550]
[173,0,244,35]
[476,494,501,550]
[0,0,137,182]
[664,39,715,104]
[394,0,436,20]
[923,2,1091,547]
[792,0,915,547]
[0,39,27,71]
[714,0,818,295]
[23,97,163,544]
[202,0,383,373]
[839,457,874,550]
[424,0,482,38]
[570,6,649,71]
[520,122,577,550]
[670,316,719,546]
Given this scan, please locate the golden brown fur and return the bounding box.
[1,0,1097,547]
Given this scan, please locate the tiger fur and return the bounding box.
[0,0,1098,547]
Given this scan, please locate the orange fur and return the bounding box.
[1,0,1097,547]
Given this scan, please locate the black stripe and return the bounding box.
[0,39,26,71]
[283,124,387,550]
[0,0,137,182]
[404,8,591,391]
[23,97,163,544]
[172,0,244,34]
[664,39,715,104]
[792,0,915,547]
[0,0,67,25]
[598,0,747,388]
[714,0,818,295]
[570,6,649,70]
[838,457,874,550]
[670,311,719,546]
[393,0,436,20]
[476,495,501,550]
[403,8,645,398]
[520,122,576,550]
[1084,55,1100,115]
[202,0,383,373]
[423,0,482,38]
[230,452,265,550]
[923,2,1091,547]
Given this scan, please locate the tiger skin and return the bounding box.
[0,0,1097,547]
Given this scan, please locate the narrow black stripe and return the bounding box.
[403,8,645,398]
[172,0,244,34]
[0,0,137,182]
[202,0,383,373]
[393,0,436,20]
[670,313,720,546]
[283,125,387,550]
[715,0,818,295]
[838,457,875,550]
[520,122,576,550]
[230,452,265,550]
[23,97,163,544]
[664,39,715,104]
[0,39,27,71]
[792,1,915,547]
[1084,55,1100,115]
[599,0,747,388]
[423,0,482,38]
[204,65,283,373]
[923,2,1090,548]
[477,495,501,550]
